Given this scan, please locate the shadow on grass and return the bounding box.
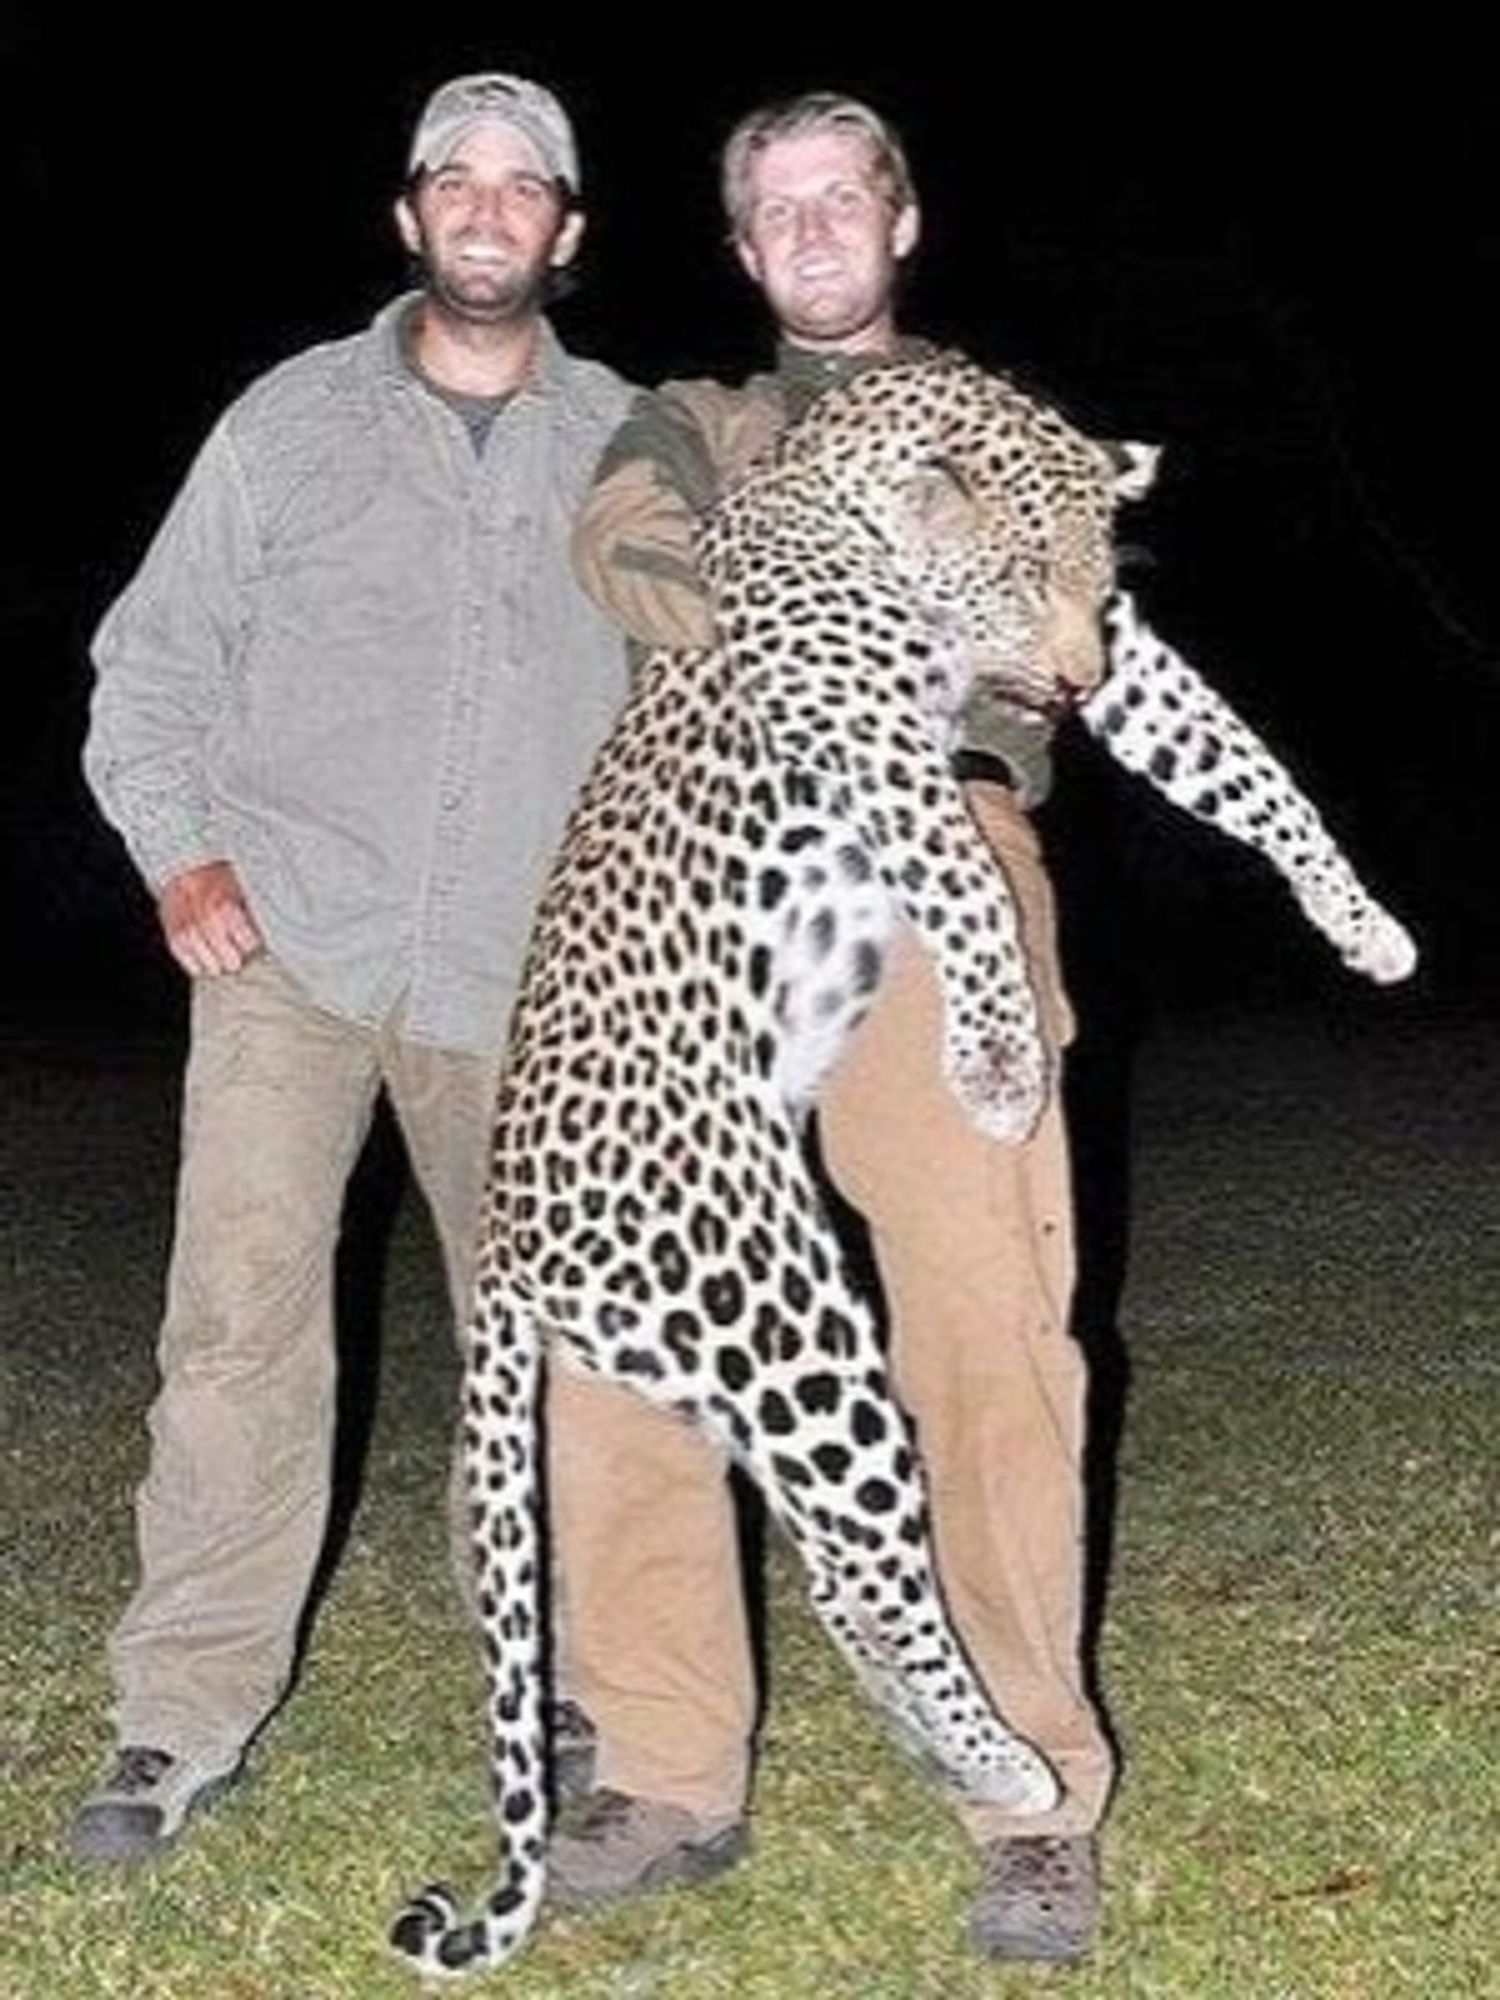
[292,1092,771,1736]
[304,1098,416,1623]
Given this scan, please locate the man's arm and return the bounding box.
[572,379,786,654]
[84,421,264,973]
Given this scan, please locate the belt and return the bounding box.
[951,749,1015,789]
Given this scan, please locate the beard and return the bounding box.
[414,227,558,328]
[423,256,554,326]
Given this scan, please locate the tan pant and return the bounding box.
[549,785,1114,1840]
[108,956,499,1768]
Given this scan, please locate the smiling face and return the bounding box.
[733,127,919,354]
[396,120,583,325]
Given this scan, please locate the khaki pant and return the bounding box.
[549,784,1115,1841]
[108,956,499,1768]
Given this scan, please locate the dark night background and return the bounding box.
[3,22,1497,1045]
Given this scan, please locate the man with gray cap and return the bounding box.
[69,71,632,1863]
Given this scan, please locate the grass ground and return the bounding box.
[2,989,1495,1998]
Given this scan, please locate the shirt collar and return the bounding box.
[774,334,938,418]
[374,291,566,402]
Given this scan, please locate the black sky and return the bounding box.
[4,23,1497,1027]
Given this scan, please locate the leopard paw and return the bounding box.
[948,1033,1048,1144]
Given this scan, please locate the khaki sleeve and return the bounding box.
[571,387,720,653]
[572,379,788,657]
[572,460,718,653]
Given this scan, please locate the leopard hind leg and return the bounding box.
[706,1255,1060,1815]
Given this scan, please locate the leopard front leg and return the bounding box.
[748,677,1048,1142]
[852,769,1049,1144]
[1087,593,1418,985]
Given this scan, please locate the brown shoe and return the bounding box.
[969,1834,1099,1962]
[546,1788,748,1911]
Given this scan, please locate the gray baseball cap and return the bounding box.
[408,73,579,190]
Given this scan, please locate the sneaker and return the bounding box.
[969,1833,1100,1962]
[546,1787,748,1910]
[550,1699,598,1805]
[67,1746,241,1863]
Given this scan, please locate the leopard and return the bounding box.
[390,354,1415,1977]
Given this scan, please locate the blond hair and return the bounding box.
[720,92,916,235]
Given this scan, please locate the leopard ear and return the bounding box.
[1110,440,1161,500]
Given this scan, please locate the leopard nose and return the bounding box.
[1041,597,1106,696]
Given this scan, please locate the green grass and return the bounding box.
[2,995,1496,1998]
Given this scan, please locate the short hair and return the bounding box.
[720,92,916,236]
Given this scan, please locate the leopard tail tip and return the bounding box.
[389,1882,458,1963]
[1350,916,1419,986]
[389,1882,509,1979]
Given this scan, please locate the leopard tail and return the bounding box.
[388,1294,550,1977]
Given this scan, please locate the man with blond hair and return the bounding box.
[547,91,1113,1964]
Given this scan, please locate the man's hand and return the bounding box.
[157,861,265,977]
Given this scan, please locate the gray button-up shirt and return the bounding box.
[85,295,635,1054]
